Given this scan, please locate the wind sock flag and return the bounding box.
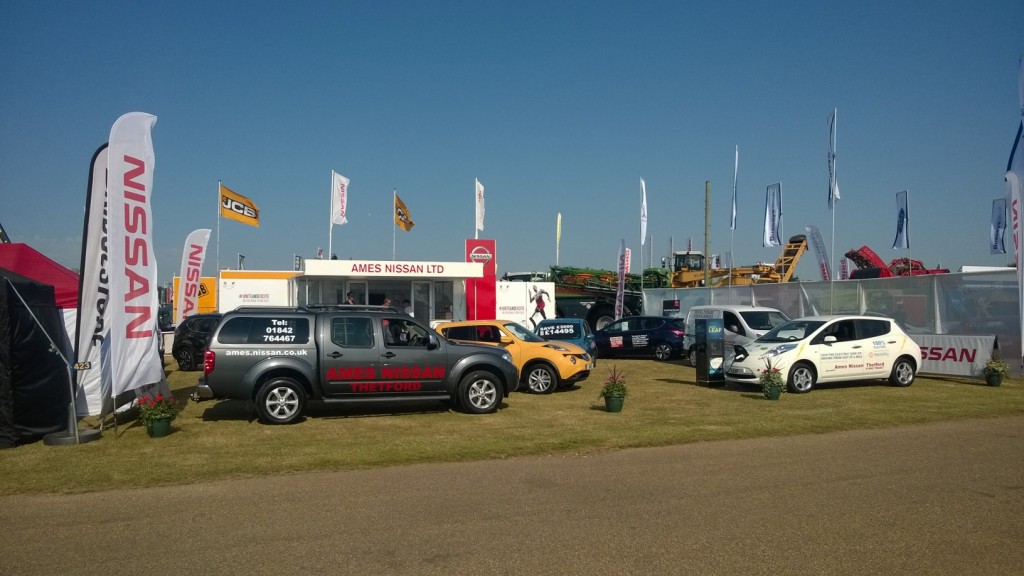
[991,198,1007,255]
[475,179,485,232]
[640,178,648,246]
[763,183,783,247]
[892,190,910,249]
[331,171,349,225]
[220,183,259,227]
[395,192,415,231]
[175,228,211,325]
[828,108,840,209]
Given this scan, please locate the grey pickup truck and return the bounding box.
[194,305,519,424]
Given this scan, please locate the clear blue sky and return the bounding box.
[2,1,1022,285]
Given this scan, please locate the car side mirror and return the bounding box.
[500,335,513,345]
[823,335,837,344]
[427,334,440,350]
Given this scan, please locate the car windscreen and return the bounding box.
[503,322,546,342]
[740,311,790,331]
[757,320,825,343]
[536,322,581,339]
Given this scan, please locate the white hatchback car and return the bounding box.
[725,315,922,393]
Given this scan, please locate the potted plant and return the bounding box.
[598,365,628,412]
[982,354,1009,387]
[138,394,180,437]
[759,358,785,400]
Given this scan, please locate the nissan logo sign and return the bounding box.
[469,246,493,263]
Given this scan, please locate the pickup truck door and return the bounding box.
[377,316,447,394]
[320,315,382,397]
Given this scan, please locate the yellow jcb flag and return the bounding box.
[220,183,259,227]
[394,192,414,231]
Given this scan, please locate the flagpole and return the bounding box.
[392,188,397,260]
[216,180,221,312]
[328,170,334,260]
[474,179,478,240]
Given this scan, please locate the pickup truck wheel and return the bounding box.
[256,378,307,424]
[524,364,557,394]
[458,370,501,414]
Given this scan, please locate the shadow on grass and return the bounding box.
[196,398,511,423]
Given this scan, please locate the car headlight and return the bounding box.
[500,352,514,364]
[765,344,798,358]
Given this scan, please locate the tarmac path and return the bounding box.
[2,416,1022,575]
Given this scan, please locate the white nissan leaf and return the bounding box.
[725,315,922,393]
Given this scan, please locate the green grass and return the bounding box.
[2,359,1023,496]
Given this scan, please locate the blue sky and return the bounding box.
[2,1,1022,285]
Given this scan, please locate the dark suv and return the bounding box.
[593,315,686,361]
[172,313,223,371]
[196,305,519,424]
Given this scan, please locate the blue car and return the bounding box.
[594,315,686,361]
[535,318,598,365]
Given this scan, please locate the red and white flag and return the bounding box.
[331,171,349,225]
[175,228,211,325]
[615,240,630,320]
[107,112,162,396]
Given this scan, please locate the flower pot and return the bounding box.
[147,416,173,438]
[763,384,782,400]
[985,373,1003,387]
[604,396,624,413]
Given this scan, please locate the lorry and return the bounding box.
[195,305,520,424]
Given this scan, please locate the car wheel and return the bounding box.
[174,346,196,371]
[688,347,698,367]
[458,370,501,414]
[524,364,557,394]
[255,377,307,424]
[787,362,816,393]
[653,343,673,361]
[889,357,916,387]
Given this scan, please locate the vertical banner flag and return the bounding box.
[475,178,485,233]
[107,112,161,397]
[991,198,1007,255]
[763,183,783,247]
[331,171,349,225]
[220,183,259,227]
[175,228,211,325]
[74,144,110,417]
[556,212,562,264]
[731,146,738,230]
[0,220,9,243]
[640,178,648,246]
[615,239,630,320]
[804,225,832,281]
[317,246,324,259]
[293,254,303,271]
[828,108,840,209]
[839,258,849,280]
[893,190,910,249]
[238,254,245,269]
[1007,54,1024,365]
[395,193,415,231]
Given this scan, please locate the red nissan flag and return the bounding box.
[107,112,163,396]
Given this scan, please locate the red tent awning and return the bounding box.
[0,244,79,308]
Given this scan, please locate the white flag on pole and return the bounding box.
[763,183,783,247]
[828,109,840,209]
[331,171,349,225]
[475,179,485,232]
[640,178,648,246]
[175,228,211,325]
[991,198,1007,255]
[892,190,910,250]
[730,146,738,230]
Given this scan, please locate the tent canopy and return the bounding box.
[0,244,78,308]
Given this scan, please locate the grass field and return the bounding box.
[2,359,1022,496]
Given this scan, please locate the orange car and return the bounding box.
[436,320,592,393]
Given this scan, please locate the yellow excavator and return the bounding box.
[667,234,808,288]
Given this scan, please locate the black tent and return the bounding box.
[0,267,69,448]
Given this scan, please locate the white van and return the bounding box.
[683,305,790,366]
